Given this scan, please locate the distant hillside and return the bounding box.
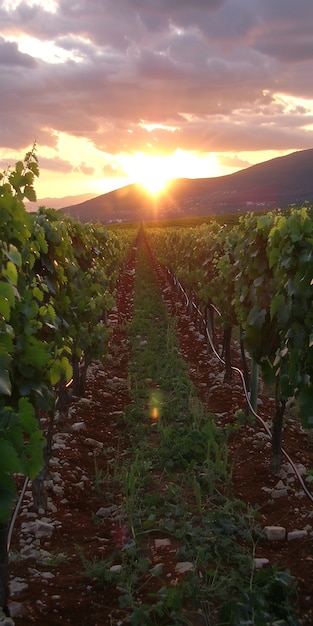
[61,149,313,223]
[26,193,97,212]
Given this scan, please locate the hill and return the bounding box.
[26,193,97,212]
[61,149,313,223]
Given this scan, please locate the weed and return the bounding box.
[93,456,106,492]
[9,549,68,566]
[77,545,117,585]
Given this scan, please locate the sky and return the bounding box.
[1,0,313,200]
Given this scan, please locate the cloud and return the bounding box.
[38,155,74,173]
[0,36,35,66]
[1,0,313,195]
[103,163,126,178]
[75,162,95,176]
[219,154,251,169]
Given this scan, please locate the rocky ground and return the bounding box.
[5,242,313,626]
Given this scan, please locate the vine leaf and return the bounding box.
[0,440,22,474]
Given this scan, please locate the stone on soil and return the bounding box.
[263,526,286,540]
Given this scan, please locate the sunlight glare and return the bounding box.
[149,390,163,421]
[151,407,159,420]
[6,34,84,64]
[124,154,172,195]
[119,150,222,196]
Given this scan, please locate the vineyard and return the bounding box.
[1,153,313,625]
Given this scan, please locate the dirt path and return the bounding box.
[7,235,313,626]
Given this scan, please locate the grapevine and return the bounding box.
[147,208,313,471]
[0,150,128,610]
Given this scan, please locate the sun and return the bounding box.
[140,171,171,195]
[121,153,173,195]
[134,156,172,195]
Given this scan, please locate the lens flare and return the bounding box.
[151,406,159,420]
[149,389,163,421]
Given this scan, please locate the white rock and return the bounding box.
[263,526,286,541]
[47,501,57,514]
[51,472,62,483]
[52,485,64,496]
[96,505,118,518]
[175,562,193,573]
[34,519,54,540]
[100,391,113,399]
[271,488,288,498]
[71,421,87,432]
[295,463,307,476]
[9,578,28,594]
[85,438,104,449]
[255,432,269,441]
[109,564,123,573]
[281,462,293,475]
[254,558,270,569]
[275,480,286,490]
[78,397,93,405]
[111,410,125,418]
[287,530,308,541]
[154,538,171,548]
[41,571,55,579]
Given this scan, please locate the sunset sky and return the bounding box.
[1,0,313,200]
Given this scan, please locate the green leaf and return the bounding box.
[5,244,22,267]
[32,286,44,302]
[22,430,45,478]
[7,424,23,451]
[270,293,289,325]
[22,298,39,320]
[247,305,266,329]
[18,398,38,434]
[15,161,24,175]
[0,281,16,307]
[0,439,22,473]
[0,297,11,321]
[23,337,50,370]
[23,185,37,202]
[49,356,73,385]
[2,261,18,285]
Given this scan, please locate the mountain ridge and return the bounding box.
[26,193,97,212]
[60,149,313,223]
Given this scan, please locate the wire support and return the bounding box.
[165,267,313,504]
[7,477,29,552]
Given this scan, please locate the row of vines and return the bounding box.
[0,149,134,608]
[146,208,313,472]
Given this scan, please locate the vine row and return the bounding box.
[0,148,135,611]
[146,208,313,472]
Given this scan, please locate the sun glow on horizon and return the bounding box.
[122,153,174,195]
[119,149,221,196]
[139,170,172,195]
[2,136,260,200]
